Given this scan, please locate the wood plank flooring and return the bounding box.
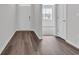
[1,31,79,55]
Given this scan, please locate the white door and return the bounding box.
[56,4,66,39]
[17,5,31,30]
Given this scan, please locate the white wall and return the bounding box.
[66,4,79,48]
[31,4,42,39]
[16,5,31,30]
[0,5,16,54]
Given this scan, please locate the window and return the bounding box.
[42,5,52,20]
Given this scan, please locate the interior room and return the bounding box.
[0,4,79,55]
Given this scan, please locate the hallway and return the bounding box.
[1,31,79,55]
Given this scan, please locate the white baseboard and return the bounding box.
[65,40,79,49]
[16,29,42,39]
[0,30,42,54]
[0,31,16,54]
[16,29,33,31]
[34,31,42,39]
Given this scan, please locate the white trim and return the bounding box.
[0,31,16,54]
[16,29,42,39]
[65,40,79,49]
[16,29,33,31]
[33,31,42,39]
[16,28,42,39]
[0,30,42,54]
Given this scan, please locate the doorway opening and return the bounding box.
[42,5,56,37]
